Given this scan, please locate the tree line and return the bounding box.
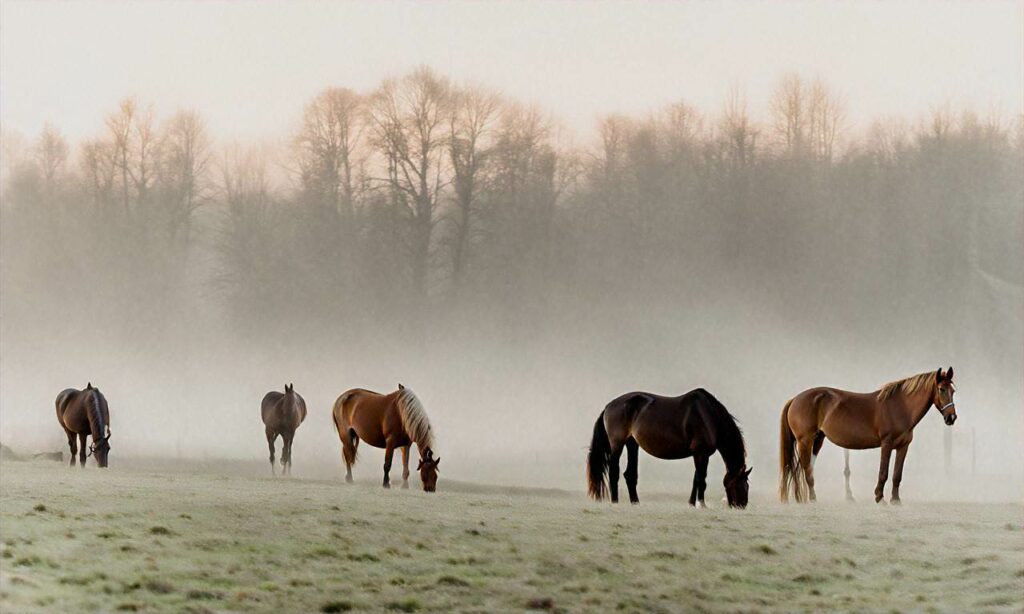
[3,68,1021,370]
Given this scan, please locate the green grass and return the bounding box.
[0,461,1021,612]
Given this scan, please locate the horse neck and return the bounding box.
[902,384,935,428]
[707,406,745,474]
[87,391,106,438]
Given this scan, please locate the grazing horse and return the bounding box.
[55,383,111,468]
[261,383,307,476]
[780,367,958,504]
[587,388,752,508]
[331,384,439,491]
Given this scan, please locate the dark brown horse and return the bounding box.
[780,367,958,504]
[587,388,751,508]
[331,384,439,491]
[55,383,110,468]
[261,383,307,476]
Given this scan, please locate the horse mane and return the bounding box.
[87,388,108,438]
[696,389,746,473]
[396,388,433,450]
[877,371,936,402]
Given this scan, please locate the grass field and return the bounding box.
[1,460,1021,613]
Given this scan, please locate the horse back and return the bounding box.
[791,386,882,448]
[335,389,396,448]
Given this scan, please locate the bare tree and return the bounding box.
[160,110,211,243]
[368,67,453,298]
[447,85,502,290]
[295,87,364,220]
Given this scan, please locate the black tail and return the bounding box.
[587,413,611,501]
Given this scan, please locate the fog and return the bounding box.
[1,3,1021,502]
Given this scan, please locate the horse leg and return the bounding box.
[342,430,357,483]
[400,446,410,489]
[624,438,639,504]
[67,432,78,467]
[690,454,709,508]
[266,428,277,476]
[78,433,88,468]
[844,449,855,502]
[890,443,910,504]
[874,442,894,503]
[607,444,624,503]
[282,432,294,476]
[382,443,395,489]
[796,437,816,502]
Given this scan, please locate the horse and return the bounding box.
[331,384,439,491]
[55,383,111,468]
[779,367,958,504]
[587,388,752,508]
[261,383,307,476]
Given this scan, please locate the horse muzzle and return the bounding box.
[944,413,957,426]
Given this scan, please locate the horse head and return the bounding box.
[933,367,957,426]
[724,466,752,508]
[91,428,111,468]
[416,448,440,492]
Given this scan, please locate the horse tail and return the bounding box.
[332,393,358,467]
[587,412,611,501]
[779,398,802,502]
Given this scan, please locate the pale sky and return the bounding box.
[1,1,1021,144]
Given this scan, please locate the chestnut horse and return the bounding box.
[780,367,958,504]
[261,383,307,476]
[55,383,110,468]
[331,384,439,491]
[587,388,751,508]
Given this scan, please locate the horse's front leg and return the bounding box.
[400,446,410,489]
[265,428,277,476]
[890,443,910,504]
[874,442,894,503]
[78,433,88,468]
[690,454,708,508]
[382,443,395,489]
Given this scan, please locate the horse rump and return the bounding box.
[778,399,806,502]
[587,413,611,501]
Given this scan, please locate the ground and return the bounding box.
[0,460,1021,613]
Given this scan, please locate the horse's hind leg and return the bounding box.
[66,431,78,467]
[78,433,88,468]
[623,439,640,504]
[843,449,855,502]
[282,432,294,476]
[796,437,816,501]
[607,444,624,503]
[265,428,277,476]
[689,454,709,508]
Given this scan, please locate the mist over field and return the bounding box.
[1,2,1022,505]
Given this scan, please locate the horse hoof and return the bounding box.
[345,477,353,484]
[383,483,390,489]
[401,483,409,490]
[891,498,901,506]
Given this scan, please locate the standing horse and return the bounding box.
[331,384,439,491]
[587,388,752,508]
[55,383,111,468]
[261,383,307,476]
[780,367,958,504]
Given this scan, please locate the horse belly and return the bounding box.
[821,410,879,449]
[632,423,691,460]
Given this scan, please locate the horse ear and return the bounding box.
[433,457,440,467]
[744,467,753,477]
[946,367,953,381]
[398,383,405,390]
[86,382,92,389]
[936,368,943,383]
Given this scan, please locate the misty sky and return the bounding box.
[2,1,1021,143]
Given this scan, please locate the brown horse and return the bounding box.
[55,383,110,468]
[261,383,307,476]
[331,384,439,491]
[587,388,752,508]
[780,367,958,504]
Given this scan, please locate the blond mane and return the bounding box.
[396,388,434,450]
[877,371,936,402]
